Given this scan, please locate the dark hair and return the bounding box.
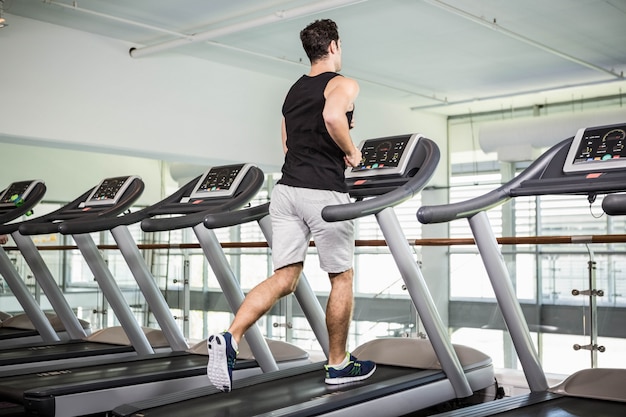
[300,19,339,64]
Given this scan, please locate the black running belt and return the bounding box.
[0,328,39,340]
[0,401,24,417]
[493,396,626,417]
[429,392,626,417]
[0,352,211,403]
[0,340,134,366]
[114,364,445,417]
[0,350,264,404]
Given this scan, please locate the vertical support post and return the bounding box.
[72,233,154,355]
[12,231,87,340]
[284,291,294,344]
[588,250,598,368]
[573,245,604,367]
[469,211,548,392]
[183,256,191,339]
[193,223,279,373]
[377,207,472,398]
[111,225,189,352]
[0,246,60,342]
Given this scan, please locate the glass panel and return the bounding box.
[450,252,494,299]
[514,253,537,300]
[540,253,589,304]
[451,327,506,368]
[240,252,271,291]
[596,336,626,368]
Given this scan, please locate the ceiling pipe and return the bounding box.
[423,0,624,80]
[410,77,626,111]
[40,0,439,102]
[129,0,367,58]
[44,0,192,39]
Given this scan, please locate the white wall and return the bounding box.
[0,15,288,170]
[0,15,447,202]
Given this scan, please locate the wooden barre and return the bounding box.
[3,234,626,251]
[414,234,626,246]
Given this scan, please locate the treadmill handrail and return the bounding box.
[602,193,626,216]
[58,209,148,235]
[203,202,270,229]
[322,137,441,222]
[141,166,266,232]
[417,138,571,224]
[18,178,145,236]
[59,176,201,235]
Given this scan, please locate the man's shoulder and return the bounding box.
[326,74,359,94]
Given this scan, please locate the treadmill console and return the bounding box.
[187,163,253,200]
[346,134,422,179]
[563,122,626,173]
[0,180,43,208]
[81,176,141,207]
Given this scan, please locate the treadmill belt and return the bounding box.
[496,396,626,417]
[430,392,626,417]
[0,341,134,365]
[123,365,444,417]
[0,328,38,340]
[0,353,207,403]
[0,401,24,417]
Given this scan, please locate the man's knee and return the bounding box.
[274,263,302,294]
[329,268,353,280]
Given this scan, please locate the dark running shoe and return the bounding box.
[324,354,376,385]
[207,332,237,392]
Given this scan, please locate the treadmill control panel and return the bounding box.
[187,163,253,200]
[0,180,43,208]
[81,176,141,207]
[346,134,422,178]
[563,123,626,173]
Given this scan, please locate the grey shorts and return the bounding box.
[269,184,354,273]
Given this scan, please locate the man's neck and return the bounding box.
[309,59,337,77]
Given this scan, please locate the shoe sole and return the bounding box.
[207,334,232,392]
[324,364,377,385]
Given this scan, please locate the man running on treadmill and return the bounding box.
[207,18,376,392]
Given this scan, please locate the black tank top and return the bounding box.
[278,72,353,193]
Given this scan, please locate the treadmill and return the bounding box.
[0,175,170,375]
[416,122,626,416]
[0,165,307,417]
[111,133,496,417]
[0,180,52,343]
[61,161,311,371]
[0,179,64,347]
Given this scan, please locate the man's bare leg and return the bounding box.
[208,263,303,391]
[228,263,303,345]
[326,268,354,365]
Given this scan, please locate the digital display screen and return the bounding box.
[564,123,626,173]
[189,164,253,199]
[346,134,421,178]
[0,180,42,207]
[83,176,139,207]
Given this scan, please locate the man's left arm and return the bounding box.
[323,77,361,167]
[281,117,288,155]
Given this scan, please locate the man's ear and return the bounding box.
[329,40,338,54]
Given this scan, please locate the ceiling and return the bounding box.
[4,0,626,116]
